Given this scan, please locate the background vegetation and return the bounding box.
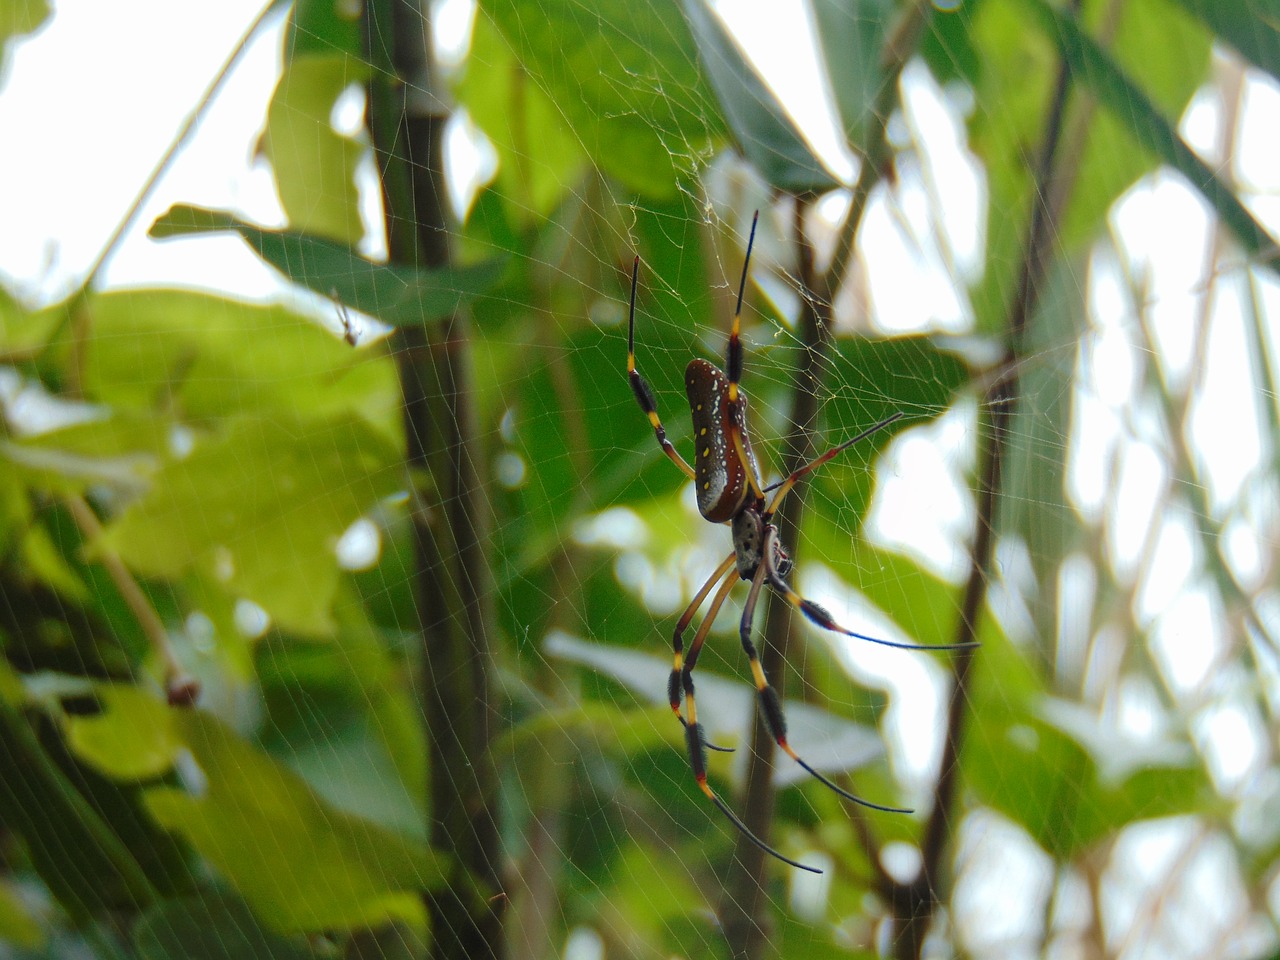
[1,0,1278,959]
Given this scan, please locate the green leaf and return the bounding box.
[150,206,508,328]
[0,699,162,916]
[288,0,362,62]
[98,414,403,635]
[0,0,51,49]
[546,630,889,789]
[5,410,171,501]
[260,55,365,245]
[478,0,726,198]
[997,256,1090,652]
[64,684,182,781]
[455,15,588,221]
[810,0,892,153]
[1166,0,1280,82]
[965,633,1217,858]
[823,334,973,435]
[82,288,399,437]
[0,879,42,949]
[134,892,317,960]
[256,602,425,837]
[1018,0,1279,272]
[681,0,839,193]
[0,659,21,705]
[143,711,451,934]
[966,0,1216,333]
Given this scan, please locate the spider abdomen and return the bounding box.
[686,358,759,523]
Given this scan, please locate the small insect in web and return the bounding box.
[330,288,358,347]
[625,212,978,873]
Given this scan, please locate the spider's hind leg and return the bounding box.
[740,534,913,815]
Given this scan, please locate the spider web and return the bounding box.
[0,1,1279,959]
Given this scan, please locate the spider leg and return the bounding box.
[761,412,906,517]
[763,527,979,653]
[670,552,737,752]
[675,558,820,871]
[627,257,696,480]
[723,213,766,503]
[684,718,821,874]
[740,546,913,814]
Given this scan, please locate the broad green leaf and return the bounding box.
[494,701,674,768]
[150,206,508,329]
[1166,0,1280,83]
[811,0,892,153]
[478,0,726,199]
[681,0,839,193]
[134,892,316,960]
[260,55,365,245]
[967,0,1217,333]
[546,630,888,789]
[1017,0,1278,271]
[256,601,425,837]
[64,684,182,781]
[0,0,50,50]
[5,411,171,500]
[0,659,21,705]
[456,15,588,221]
[823,334,973,437]
[965,633,1216,858]
[0,285,60,359]
[83,287,399,437]
[143,710,451,934]
[773,915,880,960]
[0,698,167,916]
[288,0,362,62]
[0,878,42,949]
[98,414,403,635]
[997,256,1089,661]
[1058,0,1210,249]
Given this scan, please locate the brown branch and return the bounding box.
[721,198,830,958]
[891,4,1082,957]
[61,494,198,706]
[362,5,502,959]
[721,5,932,955]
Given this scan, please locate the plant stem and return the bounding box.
[720,5,927,955]
[892,3,1081,956]
[362,4,503,958]
[62,495,197,705]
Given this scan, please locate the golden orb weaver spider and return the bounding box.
[625,212,977,873]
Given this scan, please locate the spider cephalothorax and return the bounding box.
[626,211,976,872]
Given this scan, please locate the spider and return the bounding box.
[625,212,977,873]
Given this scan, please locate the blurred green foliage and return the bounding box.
[1,0,1277,958]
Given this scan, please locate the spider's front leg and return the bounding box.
[626,257,697,480]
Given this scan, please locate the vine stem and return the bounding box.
[891,2,1083,957]
[62,495,198,706]
[720,4,930,957]
[362,3,502,958]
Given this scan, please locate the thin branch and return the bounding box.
[363,4,503,959]
[61,494,197,706]
[721,5,932,956]
[62,2,279,395]
[892,2,1083,957]
[721,198,831,959]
